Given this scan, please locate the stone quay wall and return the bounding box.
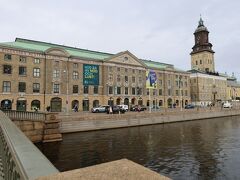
[59,108,240,133]
[12,113,62,143]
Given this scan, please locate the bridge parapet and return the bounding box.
[0,111,59,179]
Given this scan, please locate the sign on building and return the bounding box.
[146,69,157,89]
[83,64,99,85]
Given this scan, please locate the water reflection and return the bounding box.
[37,116,240,180]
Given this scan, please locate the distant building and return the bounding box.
[0,38,190,112]
[189,18,227,106]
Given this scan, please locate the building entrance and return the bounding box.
[17,100,26,111]
[51,97,62,112]
[82,100,89,111]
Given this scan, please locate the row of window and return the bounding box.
[108,66,143,74]
[2,81,99,94]
[3,65,40,77]
[4,54,41,64]
[195,59,212,65]
[3,81,40,93]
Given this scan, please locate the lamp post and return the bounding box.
[179,75,183,111]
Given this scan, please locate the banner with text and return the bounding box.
[83,64,99,85]
[146,69,157,89]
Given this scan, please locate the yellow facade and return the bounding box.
[0,39,191,112]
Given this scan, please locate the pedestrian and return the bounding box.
[74,104,78,112]
[109,106,113,114]
[137,105,141,112]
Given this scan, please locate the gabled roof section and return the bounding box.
[0,38,113,60]
[104,51,147,67]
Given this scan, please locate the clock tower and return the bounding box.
[190,17,215,72]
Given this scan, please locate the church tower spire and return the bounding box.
[190,17,215,72]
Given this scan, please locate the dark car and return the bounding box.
[185,104,195,109]
[130,105,147,111]
[107,106,126,114]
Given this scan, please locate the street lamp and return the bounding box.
[179,75,183,111]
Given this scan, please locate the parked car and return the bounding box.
[92,105,109,113]
[223,102,232,108]
[185,104,195,109]
[118,105,129,111]
[107,106,126,114]
[130,105,147,111]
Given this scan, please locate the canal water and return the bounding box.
[37,116,240,180]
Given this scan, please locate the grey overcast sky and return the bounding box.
[1,0,240,78]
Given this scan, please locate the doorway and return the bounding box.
[50,97,62,112]
[82,99,89,111]
[17,100,26,111]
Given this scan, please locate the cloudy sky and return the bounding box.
[1,0,240,78]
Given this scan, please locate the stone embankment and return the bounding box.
[12,113,62,143]
[59,108,240,133]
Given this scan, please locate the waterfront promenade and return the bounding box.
[58,106,240,133]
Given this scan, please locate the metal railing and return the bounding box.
[1,109,46,122]
[0,111,58,180]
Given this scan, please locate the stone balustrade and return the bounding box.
[0,111,59,179]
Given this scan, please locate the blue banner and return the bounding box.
[83,64,99,85]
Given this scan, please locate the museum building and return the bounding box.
[0,38,190,112]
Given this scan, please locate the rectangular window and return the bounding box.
[168,80,171,86]
[159,89,162,95]
[138,77,142,83]
[109,74,113,81]
[117,75,121,82]
[73,71,79,79]
[132,76,135,83]
[73,63,78,68]
[4,54,11,60]
[185,81,188,87]
[147,89,150,95]
[132,88,136,95]
[3,81,11,92]
[125,87,128,95]
[33,68,40,77]
[19,56,26,63]
[54,61,59,66]
[137,88,142,95]
[153,89,156,96]
[125,68,128,73]
[84,86,88,94]
[159,80,162,86]
[33,83,40,93]
[132,69,135,73]
[176,81,179,87]
[108,66,113,72]
[117,67,120,71]
[53,84,60,93]
[109,86,113,94]
[34,58,40,64]
[176,90,179,96]
[73,85,78,94]
[18,82,26,92]
[185,90,188,96]
[53,70,60,78]
[19,66,27,75]
[139,70,141,74]
[94,86,98,94]
[3,65,12,74]
[125,76,128,82]
[117,87,121,94]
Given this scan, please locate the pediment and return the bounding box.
[106,51,146,67]
[45,47,70,57]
